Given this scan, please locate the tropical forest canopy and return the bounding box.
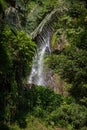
[0,0,87,130]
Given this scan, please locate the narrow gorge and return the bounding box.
[28,25,52,86]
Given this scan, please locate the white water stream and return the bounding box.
[28,29,52,86]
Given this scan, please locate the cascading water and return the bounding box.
[28,27,52,86]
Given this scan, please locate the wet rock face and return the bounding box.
[5,6,21,29]
[5,7,17,23]
[45,70,67,95]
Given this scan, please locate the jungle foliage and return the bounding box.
[0,23,36,129]
[48,0,87,106]
[0,0,87,130]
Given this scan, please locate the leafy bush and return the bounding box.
[0,24,36,125]
[48,103,87,129]
[26,86,63,113]
[22,86,87,130]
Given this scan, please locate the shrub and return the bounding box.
[48,103,87,129]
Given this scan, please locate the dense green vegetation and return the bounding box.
[0,23,36,129]
[49,0,87,106]
[0,0,87,130]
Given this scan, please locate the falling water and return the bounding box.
[28,27,52,86]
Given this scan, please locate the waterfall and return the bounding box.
[28,27,52,86]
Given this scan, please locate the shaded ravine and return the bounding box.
[28,26,52,86]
